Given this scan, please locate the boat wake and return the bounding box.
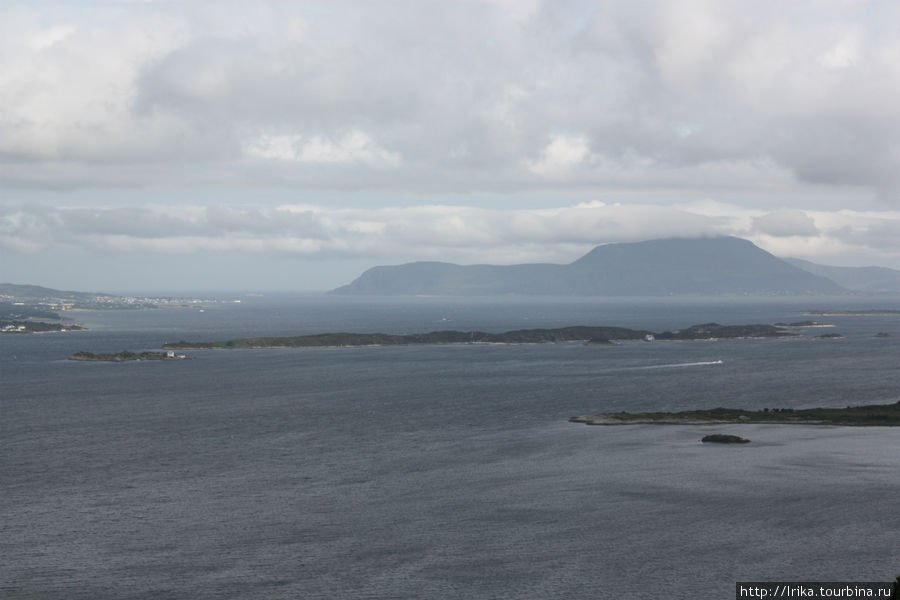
[631,360,724,370]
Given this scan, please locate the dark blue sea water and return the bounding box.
[3,295,900,599]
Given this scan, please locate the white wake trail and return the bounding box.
[632,360,724,370]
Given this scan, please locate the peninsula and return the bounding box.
[69,351,190,362]
[162,322,790,350]
[569,401,900,426]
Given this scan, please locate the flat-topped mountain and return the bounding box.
[331,237,845,296]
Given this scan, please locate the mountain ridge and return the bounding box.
[331,237,846,296]
[785,258,900,293]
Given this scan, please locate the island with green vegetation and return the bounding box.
[2,320,85,334]
[1,299,86,333]
[162,322,792,350]
[569,400,900,426]
[652,323,788,340]
[69,350,191,362]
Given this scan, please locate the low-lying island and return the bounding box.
[570,401,900,426]
[69,350,191,362]
[162,322,792,350]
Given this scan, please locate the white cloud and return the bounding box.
[246,131,400,167]
[28,25,76,50]
[819,28,863,69]
[752,209,820,237]
[0,0,899,198]
[528,135,591,178]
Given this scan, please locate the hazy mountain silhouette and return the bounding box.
[331,237,846,296]
[785,258,900,293]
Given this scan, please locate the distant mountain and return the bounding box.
[0,283,167,309]
[331,237,846,296]
[785,258,900,293]
[0,283,115,303]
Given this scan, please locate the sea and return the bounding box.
[2,295,899,599]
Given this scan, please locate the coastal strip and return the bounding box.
[162,322,791,350]
[69,350,191,362]
[2,320,85,334]
[569,401,900,426]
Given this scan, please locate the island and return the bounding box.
[774,320,829,327]
[804,309,900,316]
[69,350,190,362]
[2,320,85,334]
[569,400,900,426]
[162,322,792,350]
[701,434,750,444]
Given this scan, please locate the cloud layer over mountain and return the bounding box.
[5,201,900,271]
[3,0,900,289]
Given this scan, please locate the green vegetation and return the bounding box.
[163,322,790,350]
[0,302,61,320]
[69,350,189,362]
[570,401,900,426]
[1,320,84,333]
[654,323,789,340]
[164,326,653,349]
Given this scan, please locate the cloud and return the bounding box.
[245,131,400,166]
[7,199,899,267]
[9,198,900,293]
[752,210,820,237]
[1,0,900,199]
[528,134,591,178]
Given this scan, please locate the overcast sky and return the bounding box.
[3,0,900,292]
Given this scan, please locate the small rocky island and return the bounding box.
[570,401,900,426]
[69,350,190,362]
[163,322,792,350]
[701,434,750,444]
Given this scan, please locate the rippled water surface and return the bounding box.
[3,296,900,599]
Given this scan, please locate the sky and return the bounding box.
[3,0,900,293]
